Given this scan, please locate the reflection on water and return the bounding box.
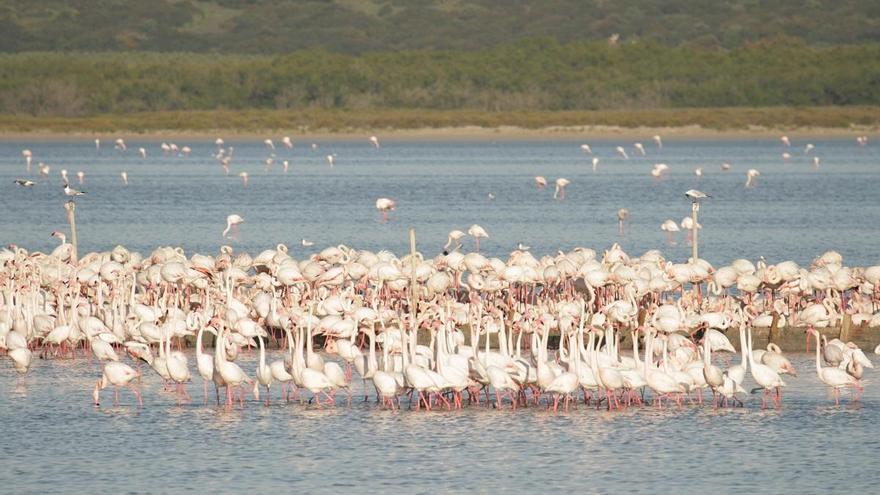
[0,352,877,492]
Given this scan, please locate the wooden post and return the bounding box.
[409,228,418,341]
[839,313,852,342]
[64,200,78,264]
[691,201,699,261]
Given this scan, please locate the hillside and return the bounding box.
[1,0,879,53]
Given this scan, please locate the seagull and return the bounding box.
[63,184,86,196]
[14,179,35,187]
[516,243,531,251]
[301,238,314,247]
[685,189,709,201]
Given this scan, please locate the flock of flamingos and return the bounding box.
[2,135,879,412]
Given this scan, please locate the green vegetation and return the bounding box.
[1,39,880,122]
[2,2,879,132]
[1,0,879,53]
[2,107,878,134]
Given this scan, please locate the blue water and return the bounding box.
[0,352,877,493]
[1,137,878,266]
[1,137,880,493]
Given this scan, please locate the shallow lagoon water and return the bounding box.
[1,352,878,493]
[1,137,880,492]
[0,138,878,266]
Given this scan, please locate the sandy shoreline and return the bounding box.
[0,124,876,141]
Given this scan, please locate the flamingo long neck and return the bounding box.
[738,326,748,372]
[745,326,755,368]
[632,331,642,367]
[813,332,822,375]
[258,335,266,370]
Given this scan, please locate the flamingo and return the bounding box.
[375,198,396,221]
[808,329,860,404]
[369,136,380,148]
[282,136,293,149]
[534,176,547,188]
[222,214,244,239]
[120,171,128,185]
[615,146,629,159]
[580,144,592,153]
[467,224,489,252]
[653,134,662,148]
[553,178,570,200]
[746,169,760,187]
[617,208,629,235]
[93,362,142,407]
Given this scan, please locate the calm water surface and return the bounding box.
[1,352,878,493]
[1,137,880,493]
[0,138,878,265]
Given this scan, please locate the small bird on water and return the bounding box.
[63,184,86,197]
[14,179,35,187]
[301,239,314,247]
[685,189,709,201]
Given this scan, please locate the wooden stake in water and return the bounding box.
[64,200,78,264]
[691,201,700,262]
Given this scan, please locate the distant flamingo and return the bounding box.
[660,219,680,245]
[120,171,128,185]
[369,136,380,148]
[22,149,32,170]
[580,144,592,153]
[554,178,570,199]
[326,154,336,167]
[616,146,629,159]
[282,136,293,149]
[653,134,662,148]
[468,224,488,252]
[746,169,760,187]
[239,171,248,186]
[780,136,791,147]
[617,208,629,234]
[264,138,275,150]
[592,157,600,171]
[443,230,466,252]
[534,176,547,188]
[376,198,396,221]
[634,142,645,155]
[223,214,244,239]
